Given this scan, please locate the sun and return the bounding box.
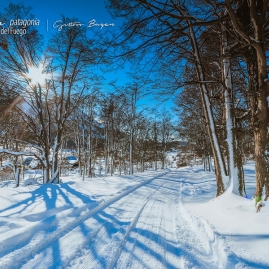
[27,65,47,85]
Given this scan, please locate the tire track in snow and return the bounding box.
[121,196,159,268]
[174,182,228,269]
[112,172,227,269]
[114,181,181,269]
[66,181,166,269]
[102,200,146,269]
[0,170,170,269]
[106,182,167,269]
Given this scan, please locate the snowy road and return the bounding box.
[0,170,227,269]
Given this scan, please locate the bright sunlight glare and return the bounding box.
[28,65,47,85]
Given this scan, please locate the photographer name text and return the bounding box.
[0,18,115,36]
[53,19,115,31]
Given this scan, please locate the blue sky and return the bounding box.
[0,0,115,36]
[0,1,129,86]
[0,1,177,117]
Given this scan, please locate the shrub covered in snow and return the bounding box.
[23,178,39,186]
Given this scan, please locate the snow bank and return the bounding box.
[187,162,269,268]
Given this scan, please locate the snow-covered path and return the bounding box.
[1,165,268,269]
[0,170,227,269]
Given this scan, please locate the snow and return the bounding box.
[22,178,40,186]
[249,36,260,43]
[189,162,269,268]
[0,162,268,268]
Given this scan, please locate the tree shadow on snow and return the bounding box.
[227,251,269,269]
[0,182,93,221]
[119,228,209,269]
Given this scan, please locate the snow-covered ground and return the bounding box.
[0,162,268,268]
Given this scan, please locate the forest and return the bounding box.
[0,0,268,200]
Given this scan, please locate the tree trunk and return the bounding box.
[208,156,213,172]
[246,45,269,198]
[15,167,20,187]
[254,52,268,197]
[161,156,165,169]
[203,156,207,171]
[224,0,269,198]
[222,28,244,195]
[189,24,227,195]
[77,135,82,176]
[50,136,60,183]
